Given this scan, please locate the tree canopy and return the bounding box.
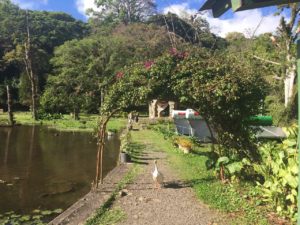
[90,0,156,25]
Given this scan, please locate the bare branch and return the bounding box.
[253,55,281,66]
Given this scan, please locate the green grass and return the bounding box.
[85,165,141,225]
[90,208,125,225]
[131,129,270,225]
[0,112,126,132]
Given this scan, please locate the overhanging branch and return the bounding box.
[252,55,281,66]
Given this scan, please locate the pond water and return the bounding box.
[0,125,120,214]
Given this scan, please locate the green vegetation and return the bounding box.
[85,163,141,225]
[150,121,298,223]
[253,125,298,221]
[0,0,299,223]
[0,208,63,225]
[0,112,126,132]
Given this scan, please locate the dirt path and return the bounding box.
[111,133,229,225]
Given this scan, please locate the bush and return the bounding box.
[120,130,132,153]
[37,109,63,120]
[252,124,298,221]
[173,136,193,149]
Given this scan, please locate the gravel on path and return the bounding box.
[112,135,230,225]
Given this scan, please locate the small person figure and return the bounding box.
[127,112,133,130]
[135,112,139,123]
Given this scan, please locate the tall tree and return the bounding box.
[251,4,300,108]
[24,11,38,120]
[148,13,226,49]
[90,0,156,25]
[0,0,88,114]
[277,6,298,108]
[41,36,131,116]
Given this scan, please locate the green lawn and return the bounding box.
[131,129,271,225]
[0,112,126,132]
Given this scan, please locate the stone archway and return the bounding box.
[149,99,176,119]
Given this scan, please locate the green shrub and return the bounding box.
[120,130,131,153]
[173,136,193,149]
[253,124,298,221]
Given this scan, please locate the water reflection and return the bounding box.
[0,126,120,214]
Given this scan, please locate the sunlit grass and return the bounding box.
[0,112,126,132]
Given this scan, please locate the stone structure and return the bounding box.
[149,99,176,119]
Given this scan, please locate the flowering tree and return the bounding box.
[95,64,150,186]
[95,47,267,185]
[95,49,187,185]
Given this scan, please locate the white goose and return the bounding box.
[152,160,164,188]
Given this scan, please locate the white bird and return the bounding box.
[152,160,164,189]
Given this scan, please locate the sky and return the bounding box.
[11,0,284,38]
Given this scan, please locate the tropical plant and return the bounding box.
[253,124,298,221]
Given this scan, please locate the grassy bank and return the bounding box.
[0,112,126,132]
[131,129,270,225]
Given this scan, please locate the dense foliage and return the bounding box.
[0,0,299,222]
[254,125,298,221]
[0,0,88,113]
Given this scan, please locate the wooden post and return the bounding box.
[297,39,300,225]
[6,85,14,126]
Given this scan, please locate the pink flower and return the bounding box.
[116,71,124,79]
[144,60,154,69]
[169,48,188,60]
[169,48,178,56]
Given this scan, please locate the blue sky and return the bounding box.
[11,0,283,37]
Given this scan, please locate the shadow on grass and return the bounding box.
[164,177,216,189]
[191,149,219,160]
[128,142,161,165]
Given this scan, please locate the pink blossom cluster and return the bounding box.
[169,48,188,59]
[144,60,154,69]
[116,71,124,79]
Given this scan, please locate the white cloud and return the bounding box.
[163,3,282,38]
[204,10,282,38]
[12,0,48,10]
[76,0,98,17]
[163,3,197,19]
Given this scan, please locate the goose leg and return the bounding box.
[153,181,157,189]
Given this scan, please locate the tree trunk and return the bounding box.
[95,109,119,188]
[205,119,216,151]
[6,85,14,126]
[282,6,298,108]
[95,120,108,187]
[220,165,225,183]
[30,76,38,120]
[73,108,80,120]
[100,88,105,108]
[284,52,296,107]
[24,10,38,120]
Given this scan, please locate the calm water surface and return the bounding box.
[0,125,120,214]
